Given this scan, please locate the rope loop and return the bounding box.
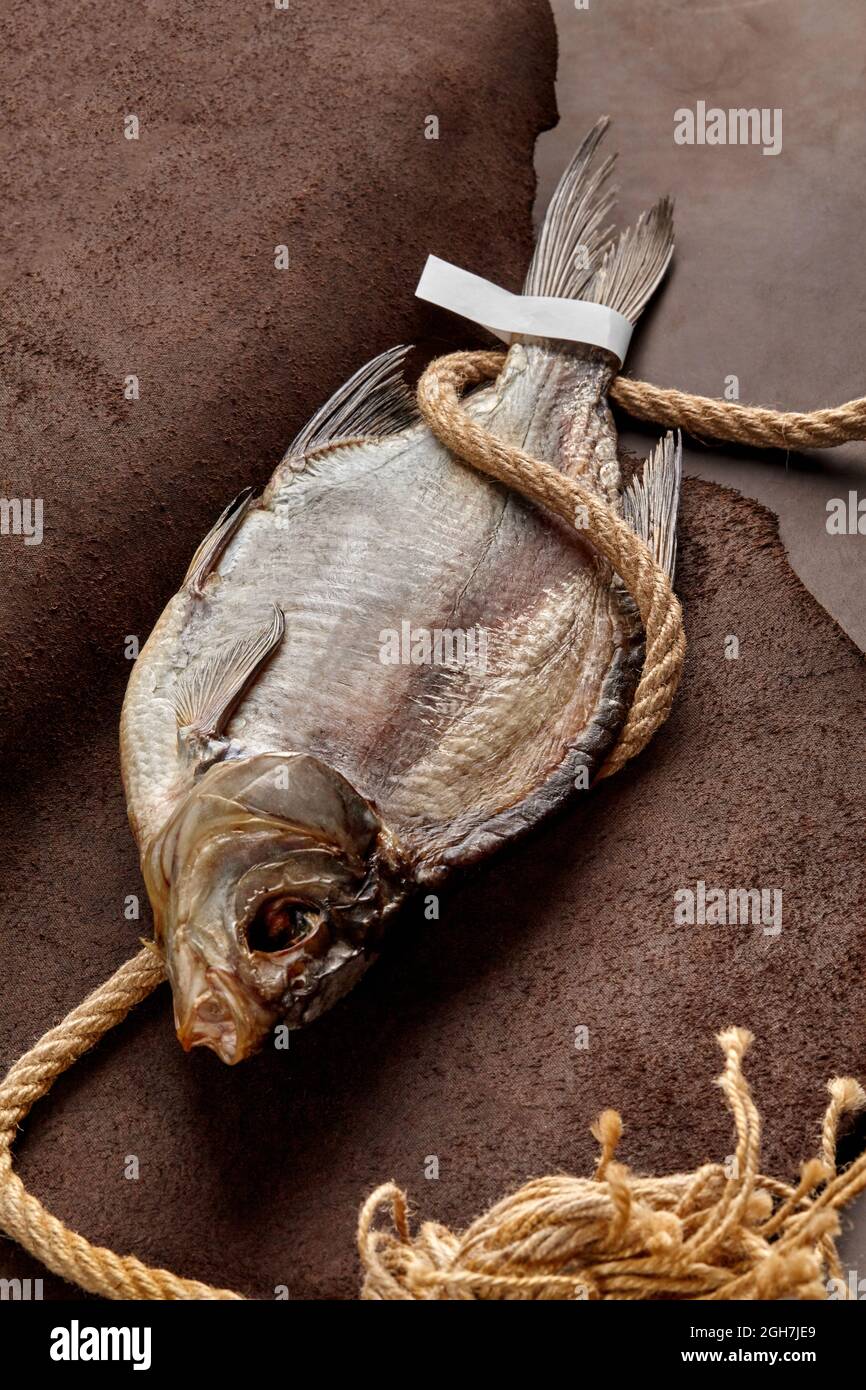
[415,349,686,779]
[0,949,241,1300]
[358,1030,866,1301]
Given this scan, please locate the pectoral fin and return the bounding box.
[172,604,285,746]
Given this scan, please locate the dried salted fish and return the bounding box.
[120,120,681,1062]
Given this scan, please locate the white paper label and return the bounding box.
[415,255,633,365]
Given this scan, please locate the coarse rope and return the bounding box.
[610,375,866,451]
[416,350,687,780]
[359,1031,866,1301]
[2,356,865,1300]
[0,947,241,1300]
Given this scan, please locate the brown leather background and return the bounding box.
[2,0,865,1300]
[540,0,866,653]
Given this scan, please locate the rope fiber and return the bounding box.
[359,1031,866,1301]
[2,357,865,1300]
[416,351,687,779]
[610,375,866,450]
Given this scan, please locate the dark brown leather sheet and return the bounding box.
[2,0,864,1299]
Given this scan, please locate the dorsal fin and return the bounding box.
[282,345,419,464]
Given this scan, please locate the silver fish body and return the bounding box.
[120,121,680,1062]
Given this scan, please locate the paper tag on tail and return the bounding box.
[415,255,633,366]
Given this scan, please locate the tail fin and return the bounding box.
[588,196,674,324]
[525,119,674,325]
[523,117,617,299]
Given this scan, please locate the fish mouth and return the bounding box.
[169,923,380,1059]
[163,881,384,1060]
[172,959,274,1065]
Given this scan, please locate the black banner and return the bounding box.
[2,1297,855,1377]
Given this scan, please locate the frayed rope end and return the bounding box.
[358,1030,866,1301]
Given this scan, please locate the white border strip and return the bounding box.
[415,255,633,366]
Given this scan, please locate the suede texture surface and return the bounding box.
[2,0,865,1300]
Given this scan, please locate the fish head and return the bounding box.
[143,752,408,1063]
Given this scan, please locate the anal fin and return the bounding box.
[172,604,285,747]
[622,430,682,580]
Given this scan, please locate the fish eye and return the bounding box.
[246,897,320,954]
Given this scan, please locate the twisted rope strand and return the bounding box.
[0,949,242,1300]
[1,354,865,1299]
[415,350,686,778]
[610,376,866,449]
[359,1030,866,1302]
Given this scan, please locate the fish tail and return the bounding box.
[522,116,618,298]
[524,118,674,325]
[588,196,675,324]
